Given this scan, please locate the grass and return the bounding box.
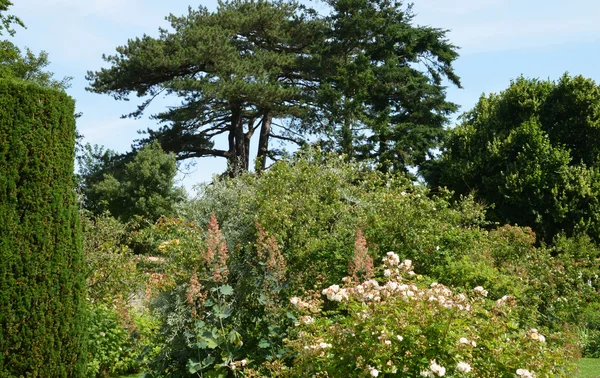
[117,374,143,378]
[578,358,600,378]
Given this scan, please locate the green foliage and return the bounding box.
[183,152,600,329]
[314,0,460,173]
[87,0,319,174]
[283,256,577,377]
[0,40,72,90]
[184,151,486,292]
[78,142,186,223]
[129,153,600,376]
[81,210,143,303]
[0,0,23,37]
[87,0,460,175]
[86,304,158,378]
[425,74,600,243]
[135,214,291,377]
[0,79,86,376]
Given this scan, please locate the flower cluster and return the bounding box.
[456,362,472,373]
[516,368,535,378]
[228,359,248,371]
[458,337,477,347]
[496,295,516,307]
[290,296,321,313]
[320,253,472,312]
[526,328,546,343]
[473,286,488,297]
[321,284,350,302]
[420,360,446,377]
[286,251,575,378]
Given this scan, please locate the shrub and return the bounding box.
[86,303,158,377]
[0,79,86,376]
[144,215,291,377]
[283,253,577,377]
[81,210,143,303]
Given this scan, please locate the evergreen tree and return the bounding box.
[0,79,86,377]
[87,0,321,175]
[311,0,461,174]
[87,0,460,176]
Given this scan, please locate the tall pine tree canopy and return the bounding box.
[312,0,461,174]
[86,0,460,176]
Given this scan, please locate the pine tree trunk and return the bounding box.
[228,105,247,177]
[256,112,272,172]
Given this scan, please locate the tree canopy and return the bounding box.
[312,0,460,174]
[77,142,186,222]
[0,0,23,37]
[425,74,600,243]
[0,40,71,90]
[86,0,460,176]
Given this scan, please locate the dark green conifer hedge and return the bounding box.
[0,79,86,377]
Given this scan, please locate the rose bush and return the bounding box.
[283,252,577,377]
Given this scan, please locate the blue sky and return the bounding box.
[7,0,600,191]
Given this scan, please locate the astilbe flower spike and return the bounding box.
[256,222,286,284]
[348,228,374,283]
[207,212,229,282]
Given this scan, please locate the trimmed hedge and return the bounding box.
[0,79,86,377]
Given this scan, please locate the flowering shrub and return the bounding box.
[284,252,577,377]
[145,214,291,377]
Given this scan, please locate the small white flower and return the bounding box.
[516,368,535,378]
[384,269,392,277]
[430,360,446,376]
[473,286,488,297]
[369,366,379,377]
[456,362,472,373]
[397,335,403,341]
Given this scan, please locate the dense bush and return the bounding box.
[424,74,600,244]
[81,210,143,303]
[143,214,291,377]
[0,79,86,376]
[183,152,599,331]
[86,303,158,377]
[78,141,186,223]
[130,153,597,376]
[283,254,577,377]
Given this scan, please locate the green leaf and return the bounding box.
[214,305,233,319]
[219,284,234,296]
[197,337,218,349]
[227,330,243,347]
[187,359,202,374]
